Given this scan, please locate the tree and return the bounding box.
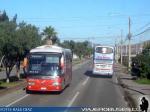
[12,14,17,23]
[0,10,10,58]
[132,43,150,79]
[74,42,83,59]
[0,19,18,83]
[61,40,92,59]
[14,22,41,79]
[43,26,58,44]
[0,11,41,82]
[0,10,9,22]
[82,41,92,57]
[16,22,41,55]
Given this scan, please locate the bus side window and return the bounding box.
[66,54,69,63]
[67,53,72,63]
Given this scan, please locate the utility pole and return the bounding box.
[128,17,132,71]
[115,39,118,63]
[120,30,123,64]
[91,37,95,48]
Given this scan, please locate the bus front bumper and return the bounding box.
[26,84,62,92]
[26,77,64,92]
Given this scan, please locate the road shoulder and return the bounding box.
[115,63,150,111]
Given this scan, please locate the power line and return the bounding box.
[61,35,118,39]
[37,24,125,29]
[133,22,150,33]
[137,22,150,31]
[133,27,150,37]
[9,13,150,20]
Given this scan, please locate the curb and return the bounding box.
[115,63,137,108]
[0,80,26,96]
[117,76,137,108]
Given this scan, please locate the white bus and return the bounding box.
[92,45,114,76]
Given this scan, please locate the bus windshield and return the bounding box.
[95,47,113,54]
[94,46,114,64]
[28,53,61,76]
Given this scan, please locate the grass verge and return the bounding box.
[0,76,25,88]
[72,59,83,65]
[135,78,150,85]
[0,81,21,88]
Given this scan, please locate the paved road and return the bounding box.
[0,60,127,109]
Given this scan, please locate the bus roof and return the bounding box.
[94,45,114,49]
[30,45,71,53]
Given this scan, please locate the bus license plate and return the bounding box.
[100,65,106,68]
[41,87,47,90]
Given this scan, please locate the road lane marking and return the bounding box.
[67,91,79,107]
[6,94,29,107]
[82,77,89,86]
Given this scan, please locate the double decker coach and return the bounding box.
[92,45,114,77]
[25,44,72,93]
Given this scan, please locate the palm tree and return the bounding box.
[43,26,58,45]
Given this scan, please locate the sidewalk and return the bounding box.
[115,63,150,111]
[0,66,24,80]
[0,69,16,80]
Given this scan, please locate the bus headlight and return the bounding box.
[28,82,35,86]
[52,82,60,86]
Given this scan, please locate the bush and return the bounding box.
[132,48,150,79]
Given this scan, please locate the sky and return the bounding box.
[0,0,150,45]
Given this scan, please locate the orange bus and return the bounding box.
[25,45,72,93]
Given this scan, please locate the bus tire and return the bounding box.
[26,89,32,94]
[63,80,66,88]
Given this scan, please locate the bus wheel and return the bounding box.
[109,75,113,78]
[26,89,32,94]
[62,80,66,89]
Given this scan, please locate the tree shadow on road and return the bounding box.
[0,86,7,90]
[84,70,112,78]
